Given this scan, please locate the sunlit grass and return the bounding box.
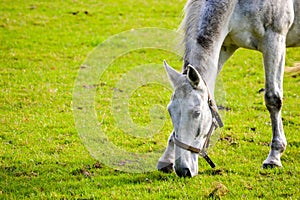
[1,0,299,199]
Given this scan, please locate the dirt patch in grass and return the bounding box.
[285,62,300,77]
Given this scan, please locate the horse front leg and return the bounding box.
[262,30,287,168]
[157,131,175,173]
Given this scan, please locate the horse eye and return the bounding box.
[193,110,201,118]
[195,127,201,137]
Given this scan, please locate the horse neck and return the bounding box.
[182,0,237,96]
[184,44,222,95]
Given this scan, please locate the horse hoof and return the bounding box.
[262,163,282,169]
[157,162,174,173]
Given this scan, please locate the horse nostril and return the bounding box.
[175,168,192,178]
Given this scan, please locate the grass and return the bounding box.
[1,0,300,199]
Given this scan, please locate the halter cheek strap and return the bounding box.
[173,132,216,168]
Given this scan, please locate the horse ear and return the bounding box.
[163,60,182,89]
[187,64,203,88]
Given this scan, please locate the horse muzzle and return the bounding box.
[175,167,192,177]
[174,151,199,177]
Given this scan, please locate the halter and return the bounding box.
[172,83,223,168]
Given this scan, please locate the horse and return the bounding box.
[157,0,300,177]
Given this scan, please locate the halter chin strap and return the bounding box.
[172,95,223,168]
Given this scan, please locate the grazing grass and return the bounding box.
[1,0,299,199]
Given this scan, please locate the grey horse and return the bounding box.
[157,0,300,177]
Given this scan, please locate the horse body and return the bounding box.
[227,0,300,49]
[287,1,300,47]
[157,0,300,177]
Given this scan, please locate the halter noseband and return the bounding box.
[172,84,223,168]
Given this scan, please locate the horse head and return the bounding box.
[163,61,218,177]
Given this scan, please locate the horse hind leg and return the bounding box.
[262,30,287,168]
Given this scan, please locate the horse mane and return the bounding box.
[179,0,236,71]
[178,0,205,65]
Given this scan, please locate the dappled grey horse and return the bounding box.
[157,0,300,177]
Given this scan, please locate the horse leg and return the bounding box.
[218,46,238,72]
[262,30,287,168]
[157,132,175,173]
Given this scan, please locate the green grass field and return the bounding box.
[1,0,300,199]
